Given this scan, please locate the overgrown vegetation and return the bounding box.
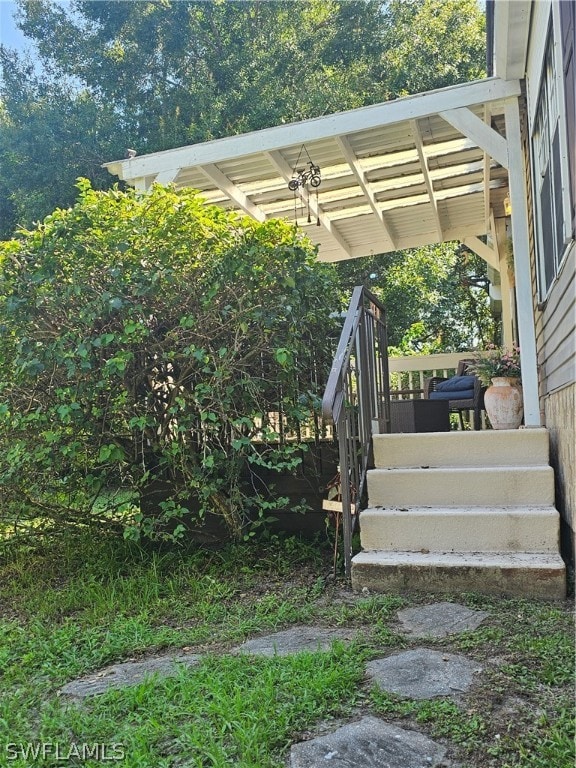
[0,181,340,544]
[0,533,573,767]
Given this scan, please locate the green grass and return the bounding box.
[0,531,574,768]
[370,691,488,750]
[4,649,365,767]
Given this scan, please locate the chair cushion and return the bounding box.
[434,375,476,392]
[429,389,474,401]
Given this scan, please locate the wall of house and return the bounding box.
[534,239,576,564]
[545,383,576,562]
[535,246,576,393]
[536,245,575,562]
[523,1,576,560]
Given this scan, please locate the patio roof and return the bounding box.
[104,77,521,263]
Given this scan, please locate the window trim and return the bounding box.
[531,12,573,301]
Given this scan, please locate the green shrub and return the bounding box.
[0,180,340,543]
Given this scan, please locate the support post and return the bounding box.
[504,98,541,426]
[494,217,515,349]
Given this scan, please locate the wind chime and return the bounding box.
[288,144,322,226]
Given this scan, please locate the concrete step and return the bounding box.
[372,428,549,469]
[367,465,554,508]
[351,550,566,600]
[359,506,560,554]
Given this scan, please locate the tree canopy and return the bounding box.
[1,0,486,236]
[335,244,497,353]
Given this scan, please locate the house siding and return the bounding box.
[538,245,576,561]
[545,383,576,562]
[538,244,576,393]
[560,0,575,234]
[523,1,576,557]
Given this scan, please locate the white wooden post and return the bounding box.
[504,98,541,427]
[494,217,515,350]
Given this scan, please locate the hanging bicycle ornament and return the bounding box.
[288,162,322,191]
[288,146,322,227]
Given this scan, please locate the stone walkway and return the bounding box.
[59,601,489,766]
[233,626,357,657]
[59,652,201,700]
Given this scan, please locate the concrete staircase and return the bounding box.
[352,429,566,599]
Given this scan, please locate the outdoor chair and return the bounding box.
[423,359,486,430]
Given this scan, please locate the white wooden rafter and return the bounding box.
[334,135,396,249]
[155,168,182,185]
[198,164,267,222]
[410,119,443,241]
[461,235,500,270]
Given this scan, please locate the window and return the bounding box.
[560,0,575,236]
[532,12,574,298]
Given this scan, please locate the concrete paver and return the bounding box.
[232,626,356,657]
[289,716,453,767]
[59,652,201,699]
[366,648,483,699]
[397,602,490,638]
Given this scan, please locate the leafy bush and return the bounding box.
[0,180,340,543]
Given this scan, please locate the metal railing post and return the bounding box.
[322,287,390,578]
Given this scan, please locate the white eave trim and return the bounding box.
[493,0,532,80]
[103,77,521,183]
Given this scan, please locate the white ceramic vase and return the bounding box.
[484,377,523,429]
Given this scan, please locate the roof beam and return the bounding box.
[335,135,396,249]
[104,78,521,181]
[439,107,509,169]
[265,149,353,259]
[483,105,493,228]
[410,119,443,241]
[198,163,267,222]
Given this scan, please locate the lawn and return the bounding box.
[0,532,573,767]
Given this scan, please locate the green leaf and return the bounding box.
[274,348,292,367]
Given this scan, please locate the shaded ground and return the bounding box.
[55,577,573,767]
[1,536,573,767]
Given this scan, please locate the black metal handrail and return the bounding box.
[322,286,391,578]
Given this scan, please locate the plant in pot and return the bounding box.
[469,345,523,429]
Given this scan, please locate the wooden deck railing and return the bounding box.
[388,352,474,400]
[254,353,476,444]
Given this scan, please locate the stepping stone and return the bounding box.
[397,602,490,638]
[290,716,452,767]
[232,627,356,657]
[366,648,482,700]
[59,652,201,699]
